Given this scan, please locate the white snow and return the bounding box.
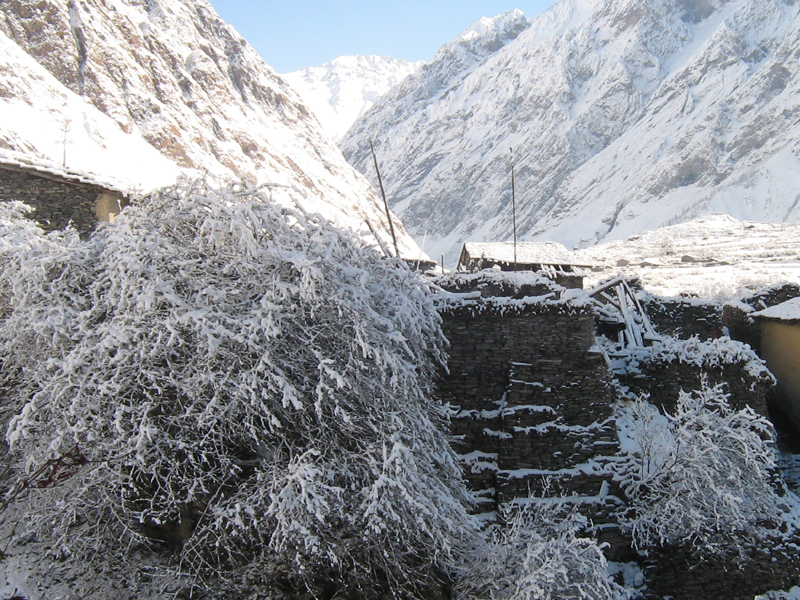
[282,55,422,143]
[460,241,590,267]
[0,29,183,193]
[341,0,800,263]
[752,297,800,321]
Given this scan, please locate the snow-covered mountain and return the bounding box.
[341,0,800,262]
[0,0,421,257]
[282,55,422,143]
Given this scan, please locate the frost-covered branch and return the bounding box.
[455,496,624,600]
[618,383,782,557]
[0,181,476,597]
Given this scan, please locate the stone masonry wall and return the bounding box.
[0,168,102,235]
[438,304,631,557]
[643,297,722,340]
[723,284,800,356]
[617,360,771,416]
[436,277,796,598]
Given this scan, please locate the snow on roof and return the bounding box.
[460,241,588,266]
[0,151,128,195]
[752,297,800,321]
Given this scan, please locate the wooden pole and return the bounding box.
[369,141,400,258]
[510,147,517,271]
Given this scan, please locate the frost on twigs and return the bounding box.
[454,496,624,600]
[0,181,476,597]
[618,382,782,558]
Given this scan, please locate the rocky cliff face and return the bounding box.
[0,0,420,256]
[282,55,421,143]
[341,0,800,261]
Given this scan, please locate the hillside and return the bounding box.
[341,0,800,262]
[576,213,800,298]
[0,0,421,256]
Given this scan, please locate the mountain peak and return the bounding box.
[440,9,530,58]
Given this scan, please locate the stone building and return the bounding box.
[753,297,800,431]
[456,241,590,288]
[0,156,128,235]
[435,271,794,599]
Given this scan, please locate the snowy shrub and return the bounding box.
[455,498,623,600]
[619,383,781,557]
[0,181,476,597]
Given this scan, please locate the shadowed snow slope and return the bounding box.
[341,0,800,261]
[0,0,421,256]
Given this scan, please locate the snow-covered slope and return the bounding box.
[341,0,800,262]
[282,55,421,143]
[576,213,800,298]
[0,0,420,256]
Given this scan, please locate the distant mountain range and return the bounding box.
[282,55,421,143]
[340,0,800,263]
[0,0,421,257]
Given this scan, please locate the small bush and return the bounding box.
[619,382,781,557]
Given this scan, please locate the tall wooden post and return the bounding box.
[511,147,517,271]
[369,141,400,258]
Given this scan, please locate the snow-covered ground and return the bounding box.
[576,214,800,299]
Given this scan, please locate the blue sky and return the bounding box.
[208,1,558,73]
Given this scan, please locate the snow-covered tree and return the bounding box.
[619,383,781,557]
[0,182,476,597]
[454,498,623,600]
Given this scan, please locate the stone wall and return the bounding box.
[435,276,796,598]
[643,296,722,340]
[617,359,771,416]
[723,284,800,355]
[0,167,109,235]
[642,539,800,600]
[437,300,631,558]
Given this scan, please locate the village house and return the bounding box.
[752,297,800,430]
[0,154,129,235]
[456,241,591,288]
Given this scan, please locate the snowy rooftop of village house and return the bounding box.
[752,297,800,322]
[0,150,129,195]
[458,241,591,270]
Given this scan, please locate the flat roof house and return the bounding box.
[456,241,591,289]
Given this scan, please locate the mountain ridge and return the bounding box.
[0,0,422,256]
[340,0,800,262]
